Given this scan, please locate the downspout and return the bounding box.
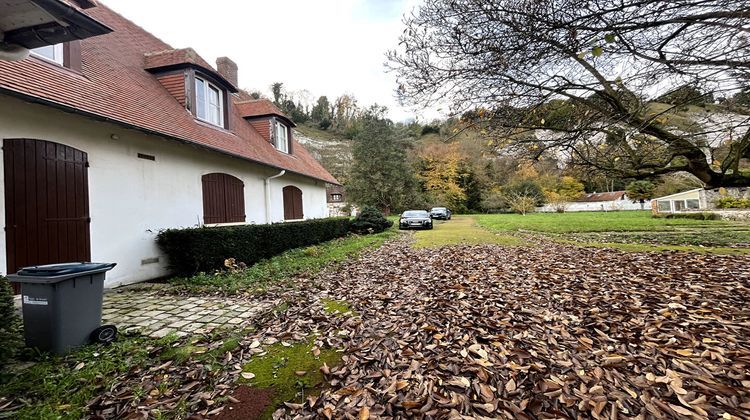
[264,170,286,224]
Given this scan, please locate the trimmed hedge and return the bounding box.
[157,218,351,276]
[653,212,719,220]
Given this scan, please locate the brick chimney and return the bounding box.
[216,57,238,88]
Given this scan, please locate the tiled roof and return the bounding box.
[0,3,338,185]
[575,191,627,203]
[144,48,214,72]
[236,99,295,126]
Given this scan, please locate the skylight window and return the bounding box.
[195,76,223,127]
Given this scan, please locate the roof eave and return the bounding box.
[3,0,113,49]
[145,63,238,93]
[0,87,340,185]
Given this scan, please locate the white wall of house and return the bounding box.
[0,95,329,288]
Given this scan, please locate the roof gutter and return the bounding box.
[264,170,286,224]
[0,87,341,186]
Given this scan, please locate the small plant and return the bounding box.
[714,196,750,209]
[0,278,22,367]
[349,206,393,234]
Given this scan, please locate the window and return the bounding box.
[274,120,290,153]
[31,44,64,65]
[202,173,245,224]
[331,193,342,202]
[675,200,686,211]
[686,199,700,209]
[657,201,671,212]
[195,76,223,127]
[283,186,303,220]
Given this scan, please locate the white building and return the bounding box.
[0,1,338,288]
[651,189,703,213]
[538,191,644,212]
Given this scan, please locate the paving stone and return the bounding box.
[168,320,191,328]
[151,328,175,338]
[227,318,244,325]
[196,315,217,323]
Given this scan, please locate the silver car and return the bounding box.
[430,207,452,220]
[399,210,433,230]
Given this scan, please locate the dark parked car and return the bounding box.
[399,210,433,230]
[430,207,452,220]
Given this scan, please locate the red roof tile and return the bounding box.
[144,48,214,72]
[236,99,295,126]
[0,3,338,185]
[575,191,627,202]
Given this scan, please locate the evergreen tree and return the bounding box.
[346,109,419,214]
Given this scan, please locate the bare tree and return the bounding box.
[389,0,750,187]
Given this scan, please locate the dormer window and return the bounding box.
[195,76,224,127]
[31,43,64,65]
[274,119,290,153]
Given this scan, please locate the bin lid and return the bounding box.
[16,262,116,277]
[8,262,117,284]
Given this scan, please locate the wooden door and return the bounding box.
[282,186,303,220]
[202,173,245,224]
[4,139,91,292]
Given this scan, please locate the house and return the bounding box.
[651,187,749,214]
[538,191,643,212]
[651,189,703,213]
[0,1,338,289]
[326,185,354,217]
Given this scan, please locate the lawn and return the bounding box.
[412,216,525,248]
[476,211,750,254]
[475,210,730,233]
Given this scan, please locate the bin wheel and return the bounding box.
[90,325,118,344]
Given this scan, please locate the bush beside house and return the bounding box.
[0,278,21,367]
[350,206,394,234]
[157,218,351,276]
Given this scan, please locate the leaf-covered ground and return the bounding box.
[3,232,748,419]
[245,234,750,419]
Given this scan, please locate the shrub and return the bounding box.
[318,119,332,130]
[156,218,351,276]
[654,212,720,220]
[350,206,393,234]
[714,196,750,209]
[0,278,22,367]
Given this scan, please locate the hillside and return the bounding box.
[294,125,353,184]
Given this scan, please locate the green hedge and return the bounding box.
[156,218,351,276]
[0,278,22,367]
[653,212,719,220]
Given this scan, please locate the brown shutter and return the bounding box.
[282,186,303,220]
[202,173,245,224]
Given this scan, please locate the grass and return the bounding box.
[170,230,397,294]
[241,340,341,419]
[0,334,185,419]
[475,211,750,254]
[412,216,526,248]
[321,298,356,316]
[475,211,733,233]
[0,328,254,419]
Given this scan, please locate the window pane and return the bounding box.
[675,200,686,211]
[657,201,671,212]
[195,78,206,119]
[31,44,64,64]
[208,85,220,125]
[686,199,699,209]
[276,123,288,153]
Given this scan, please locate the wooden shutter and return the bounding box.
[202,173,245,224]
[4,139,91,291]
[282,186,303,220]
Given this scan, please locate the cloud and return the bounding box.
[101,0,439,122]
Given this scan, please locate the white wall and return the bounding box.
[538,200,645,212]
[0,95,329,287]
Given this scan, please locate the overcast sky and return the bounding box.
[102,0,434,122]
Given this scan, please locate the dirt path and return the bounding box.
[241,234,750,419]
